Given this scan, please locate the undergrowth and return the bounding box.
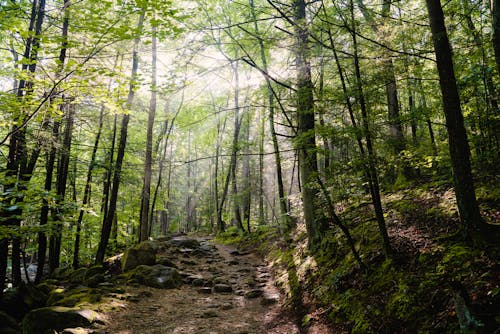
[217,184,500,333]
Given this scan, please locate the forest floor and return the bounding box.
[102,238,310,334]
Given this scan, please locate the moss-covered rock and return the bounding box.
[128,264,181,289]
[121,244,157,272]
[21,306,101,334]
[0,285,47,321]
[51,287,101,308]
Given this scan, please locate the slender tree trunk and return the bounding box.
[73,103,104,269]
[49,104,75,272]
[425,0,486,242]
[258,107,265,225]
[350,4,392,256]
[215,110,225,232]
[139,22,157,242]
[357,0,406,158]
[218,64,243,231]
[250,0,290,229]
[95,12,144,264]
[242,111,251,232]
[492,0,500,76]
[35,121,59,283]
[1,0,46,292]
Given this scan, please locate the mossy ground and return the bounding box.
[220,181,500,333]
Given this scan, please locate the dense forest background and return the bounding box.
[0,0,499,332]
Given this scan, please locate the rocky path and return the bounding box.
[103,237,300,334]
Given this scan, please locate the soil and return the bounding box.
[102,238,302,334]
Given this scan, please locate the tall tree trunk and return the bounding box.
[49,104,75,272]
[258,107,266,225]
[215,109,225,232]
[242,110,251,232]
[73,103,104,268]
[35,121,59,283]
[95,12,144,264]
[250,0,290,229]
[294,0,327,248]
[1,0,46,293]
[139,22,157,242]
[357,0,406,163]
[218,64,243,231]
[425,0,486,242]
[349,1,392,256]
[492,0,500,76]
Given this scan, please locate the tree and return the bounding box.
[294,0,328,247]
[139,19,158,242]
[95,11,145,264]
[425,0,486,242]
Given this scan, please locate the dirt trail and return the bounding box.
[103,238,300,334]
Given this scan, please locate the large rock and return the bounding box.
[21,306,101,334]
[0,285,47,320]
[121,243,157,272]
[129,265,181,289]
[169,237,200,249]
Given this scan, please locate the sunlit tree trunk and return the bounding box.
[139,22,157,242]
[242,110,251,232]
[250,0,290,229]
[96,12,144,264]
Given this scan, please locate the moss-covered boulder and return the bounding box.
[50,287,101,308]
[121,243,158,272]
[129,264,181,289]
[0,285,47,321]
[21,306,102,334]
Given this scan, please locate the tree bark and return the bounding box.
[95,12,144,264]
[349,2,392,256]
[49,103,75,272]
[250,0,290,229]
[425,0,485,241]
[1,0,46,293]
[139,21,157,242]
[294,0,327,248]
[492,0,500,76]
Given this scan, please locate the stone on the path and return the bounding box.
[198,287,212,294]
[213,284,232,293]
[61,328,94,334]
[129,264,181,289]
[192,277,209,287]
[212,277,230,285]
[220,303,233,310]
[21,306,102,334]
[156,257,177,268]
[261,294,279,305]
[200,310,218,318]
[169,237,200,249]
[245,289,264,299]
